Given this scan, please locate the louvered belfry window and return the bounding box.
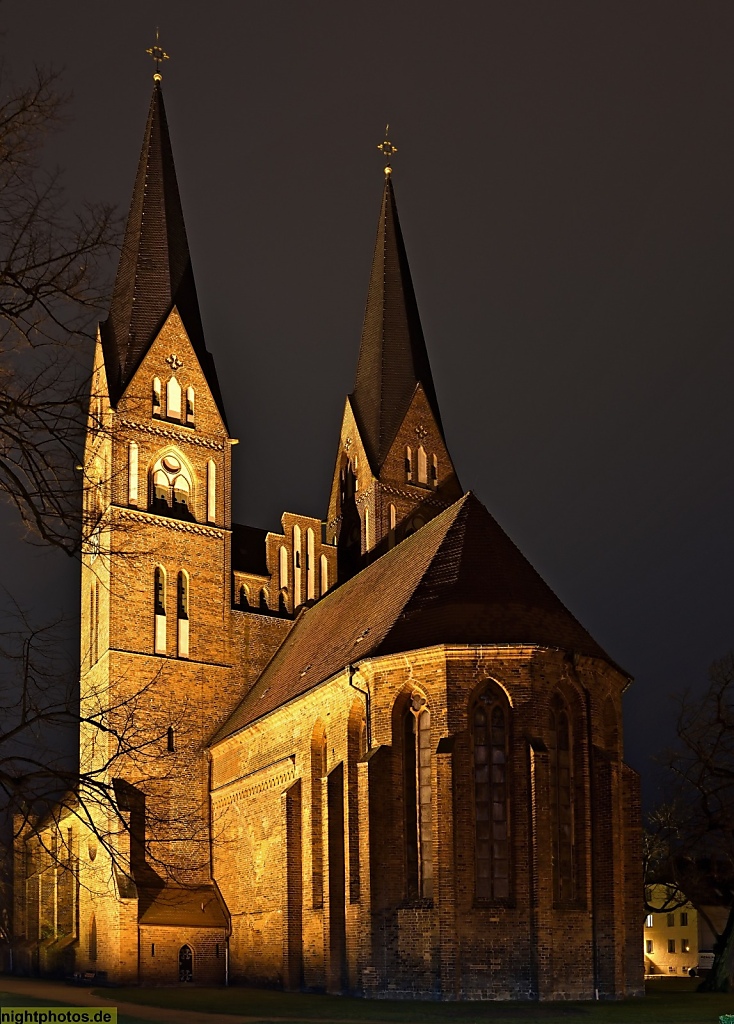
[473,687,510,900]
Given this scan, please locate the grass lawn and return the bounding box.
[0,990,161,1024]
[95,979,734,1024]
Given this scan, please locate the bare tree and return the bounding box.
[650,653,734,991]
[0,66,118,553]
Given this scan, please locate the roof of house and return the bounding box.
[351,175,444,471]
[138,885,227,927]
[212,492,620,744]
[99,83,227,426]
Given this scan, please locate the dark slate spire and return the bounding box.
[351,174,444,471]
[100,83,226,421]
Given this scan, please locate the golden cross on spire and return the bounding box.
[146,28,170,82]
[377,124,397,176]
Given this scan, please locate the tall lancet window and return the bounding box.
[279,545,288,590]
[152,377,162,416]
[154,566,167,654]
[405,446,413,482]
[185,386,195,425]
[404,693,433,899]
[311,721,327,909]
[472,685,510,900]
[549,693,574,904]
[417,445,428,484]
[320,553,329,595]
[177,571,189,659]
[128,441,139,506]
[293,524,302,606]
[166,376,182,419]
[307,528,316,600]
[206,460,216,523]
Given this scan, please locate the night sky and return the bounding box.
[3,2,733,806]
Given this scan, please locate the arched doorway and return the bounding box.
[178,944,193,982]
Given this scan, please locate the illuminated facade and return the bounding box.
[14,81,643,1000]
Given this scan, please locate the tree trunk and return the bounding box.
[699,906,734,992]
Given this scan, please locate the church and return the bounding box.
[13,71,643,1001]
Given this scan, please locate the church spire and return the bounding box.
[351,160,444,472]
[100,80,225,419]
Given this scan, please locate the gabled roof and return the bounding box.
[351,175,444,471]
[212,492,620,744]
[100,83,227,424]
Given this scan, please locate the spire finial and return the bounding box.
[377,124,397,176]
[146,28,170,83]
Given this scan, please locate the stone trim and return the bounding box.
[118,418,226,451]
[114,506,226,538]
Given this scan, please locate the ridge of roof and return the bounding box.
[212,493,621,745]
[99,83,227,426]
[351,176,444,471]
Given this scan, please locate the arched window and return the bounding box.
[279,546,288,589]
[150,453,193,520]
[307,528,316,600]
[404,693,433,899]
[364,508,371,552]
[320,553,329,595]
[185,386,195,425]
[388,504,397,549]
[472,685,510,900]
[239,584,249,608]
[311,722,327,908]
[166,376,182,419]
[167,726,175,752]
[293,524,302,606]
[154,566,166,654]
[417,445,428,484]
[128,441,139,505]
[347,701,368,902]
[259,588,269,612]
[89,914,97,961]
[206,460,216,523]
[405,446,413,482]
[152,377,162,416]
[178,943,193,982]
[177,572,189,659]
[549,694,574,904]
[431,454,438,486]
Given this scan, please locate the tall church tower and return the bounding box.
[77,76,234,976]
[327,157,462,577]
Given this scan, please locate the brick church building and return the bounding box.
[14,77,643,1000]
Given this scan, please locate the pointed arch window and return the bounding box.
[549,694,574,904]
[150,454,193,520]
[431,454,438,486]
[311,723,327,908]
[307,528,316,600]
[152,377,162,416]
[364,508,371,552]
[177,571,189,659]
[239,584,250,609]
[89,914,97,962]
[404,693,433,899]
[185,386,195,425]
[320,553,329,595]
[167,727,175,753]
[279,545,289,589]
[472,685,510,900]
[166,376,182,419]
[128,441,139,505]
[405,446,413,482]
[206,459,216,523]
[417,445,428,484]
[154,566,167,654]
[293,524,302,606]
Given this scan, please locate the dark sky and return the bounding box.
[3,1,733,806]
